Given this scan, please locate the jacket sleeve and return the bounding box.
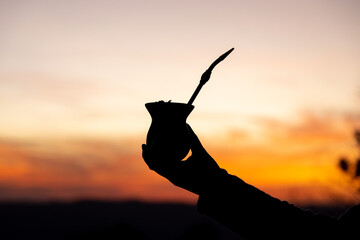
[197,171,347,240]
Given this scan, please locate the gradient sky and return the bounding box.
[1,0,360,205]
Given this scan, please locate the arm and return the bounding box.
[197,172,343,240]
[142,125,346,240]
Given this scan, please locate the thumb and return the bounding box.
[186,124,207,155]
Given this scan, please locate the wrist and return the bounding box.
[197,168,228,195]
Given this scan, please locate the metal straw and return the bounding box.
[187,48,234,105]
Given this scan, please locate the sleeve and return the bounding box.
[197,172,345,240]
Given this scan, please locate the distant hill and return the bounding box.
[0,201,351,240]
[0,201,241,240]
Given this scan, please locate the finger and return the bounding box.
[142,144,149,162]
[142,140,168,170]
[186,124,206,155]
[142,144,154,170]
[142,144,148,158]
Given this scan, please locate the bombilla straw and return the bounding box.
[187,48,234,105]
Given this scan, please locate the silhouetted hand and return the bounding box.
[142,125,223,195]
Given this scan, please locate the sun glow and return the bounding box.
[0,0,360,205]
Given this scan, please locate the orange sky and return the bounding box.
[0,0,360,205]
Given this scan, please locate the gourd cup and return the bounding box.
[145,101,194,163]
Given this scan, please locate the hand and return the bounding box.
[142,125,223,195]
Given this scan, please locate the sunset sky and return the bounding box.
[1,0,360,205]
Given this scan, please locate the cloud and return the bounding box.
[1,110,359,204]
[200,110,360,204]
[0,137,147,201]
[220,110,360,151]
[0,184,127,202]
[255,113,342,148]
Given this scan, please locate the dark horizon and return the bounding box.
[0,200,352,240]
